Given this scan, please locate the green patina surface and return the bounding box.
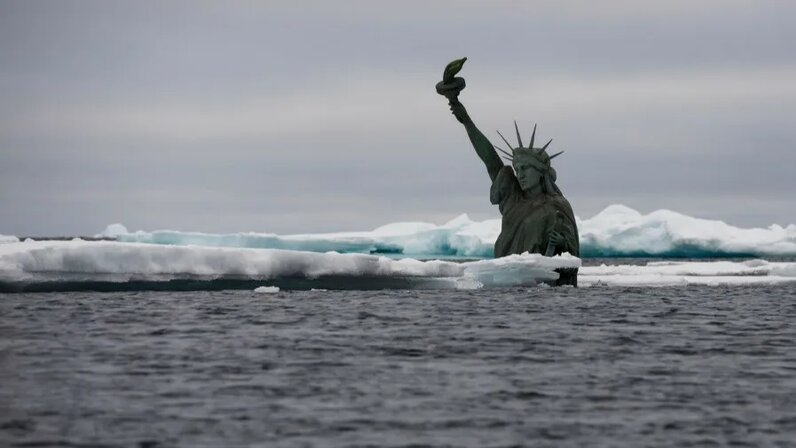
[437,58,579,286]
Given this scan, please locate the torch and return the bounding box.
[435,57,467,105]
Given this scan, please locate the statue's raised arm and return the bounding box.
[436,58,503,181]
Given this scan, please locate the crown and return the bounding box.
[494,122,564,166]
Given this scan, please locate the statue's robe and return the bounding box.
[490,166,579,286]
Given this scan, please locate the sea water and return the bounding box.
[2,278,795,447]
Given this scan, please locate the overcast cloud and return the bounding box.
[1,0,794,236]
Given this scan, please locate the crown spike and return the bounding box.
[496,130,513,150]
[494,145,513,158]
[538,138,553,153]
[549,150,564,160]
[514,121,523,148]
[529,123,537,149]
[500,156,513,163]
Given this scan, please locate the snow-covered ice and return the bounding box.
[0,234,20,244]
[578,205,796,257]
[1,238,794,291]
[579,259,796,287]
[96,223,129,238]
[109,205,796,258]
[0,240,579,291]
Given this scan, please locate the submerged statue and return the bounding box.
[436,58,579,286]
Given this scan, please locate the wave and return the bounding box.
[100,205,796,258]
[0,240,578,293]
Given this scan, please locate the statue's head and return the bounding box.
[495,122,563,195]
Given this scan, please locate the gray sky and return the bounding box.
[1,0,794,236]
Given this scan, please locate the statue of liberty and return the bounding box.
[436,58,579,286]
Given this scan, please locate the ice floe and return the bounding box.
[109,205,796,258]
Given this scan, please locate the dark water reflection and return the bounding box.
[1,285,796,447]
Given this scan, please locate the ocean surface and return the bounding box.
[2,278,796,447]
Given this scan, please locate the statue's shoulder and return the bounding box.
[490,166,520,207]
[493,165,521,191]
[494,165,516,182]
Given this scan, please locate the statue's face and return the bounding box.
[513,158,544,192]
